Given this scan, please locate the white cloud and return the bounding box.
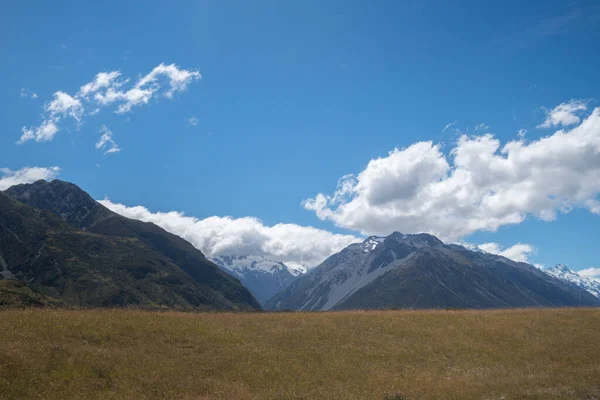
[477,242,535,263]
[442,120,457,133]
[136,63,201,98]
[44,91,84,122]
[20,88,38,99]
[79,71,123,97]
[95,125,120,155]
[474,123,490,133]
[577,267,600,279]
[0,166,61,190]
[98,199,360,270]
[19,63,201,144]
[537,99,588,128]
[304,103,600,241]
[93,63,201,113]
[18,119,59,143]
[188,116,199,127]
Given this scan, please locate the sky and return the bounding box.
[1,0,600,274]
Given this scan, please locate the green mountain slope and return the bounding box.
[6,180,260,310]
[0,189,259,310]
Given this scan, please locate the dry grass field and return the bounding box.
[1,308,599,399]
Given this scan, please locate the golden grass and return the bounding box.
[1,308,599,399]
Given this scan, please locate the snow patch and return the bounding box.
[212,255,303,277]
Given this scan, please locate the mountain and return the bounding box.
[212,255,304,305]
[2,180,260,310]
[544,264,600,298]
[266,232,600,311]
[0,280,64,308]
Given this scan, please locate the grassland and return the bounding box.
[1,308,599,399]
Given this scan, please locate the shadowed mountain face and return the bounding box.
[266,233,600,311]
[2,181,260,310]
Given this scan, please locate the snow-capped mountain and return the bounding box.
[266,232,600,311]
[544,264,600,298]
[212,255,304,305]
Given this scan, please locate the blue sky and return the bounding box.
[1,0,600,273]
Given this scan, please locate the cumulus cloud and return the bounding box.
[99,199,360,270]
[45,91,84,123]
[477,242,535,263]
[304,102,600,241]
[18,119,60,143]
[578,267,600,279]
[0,166,61,190]
[537,99,588,128]
[95,125,120,155]
[79,71,123,98]
[19,63,201,144]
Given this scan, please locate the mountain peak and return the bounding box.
[549,264,573,274]
[544,264,600,299]
[212,254,305,276]
[5,179,112,230]
[387,232,444,247]
[211,254,303,305]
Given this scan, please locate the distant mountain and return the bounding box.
[2,180,260,310]
[544,264,600,298]
[212,255,304,305]
[266,232,600,311]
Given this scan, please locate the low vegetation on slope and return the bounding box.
[0,280,63,308]
[1,308,599,399]
[1,182,260,311]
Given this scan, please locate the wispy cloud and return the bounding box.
[19,63,201,145]
[187,116,199,127]
[0,166,61,190]
[496,6,600,50]
[524,10,582,39]
[20,88,38,99]
[95,125,120,155]
[442,121,457,133]
[474,123,490,133]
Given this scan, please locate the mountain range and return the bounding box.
[212,255,304,305]
[1,180,260,310]
[544,264,600,298]
[2,179,598,312]
[266,233,600,311]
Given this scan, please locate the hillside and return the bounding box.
[1,308,599,399]
[0,280,63,308]
[267,233,600,311]
[5,180,260,310]
[0,186,259,310]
